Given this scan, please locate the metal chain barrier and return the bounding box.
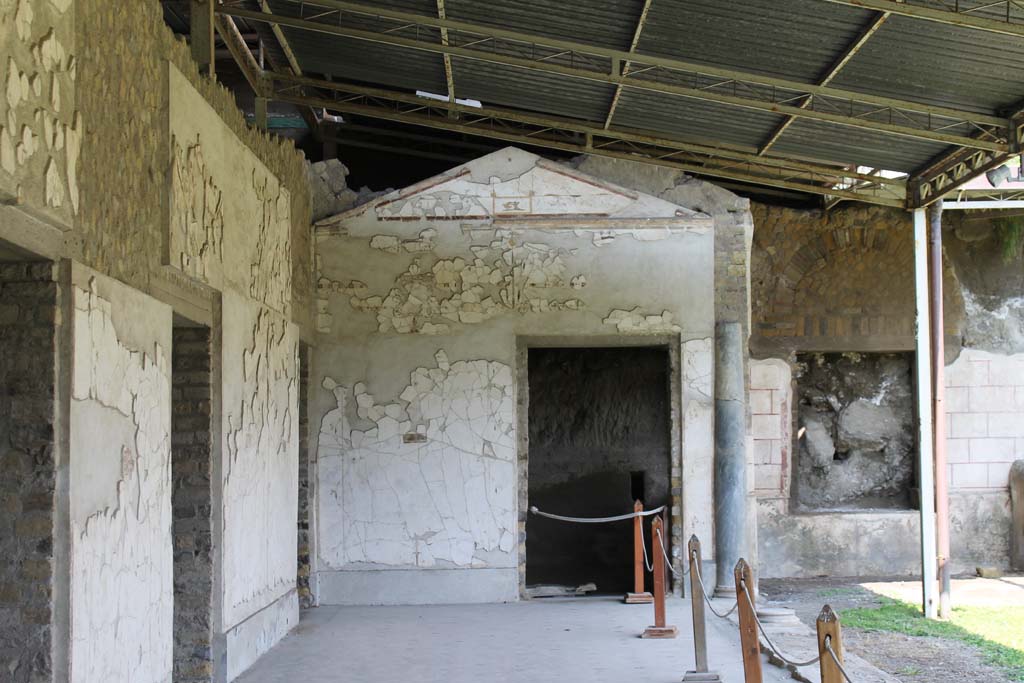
[739,579,821,668]
[529,504,666,523]
[691,551,738,619]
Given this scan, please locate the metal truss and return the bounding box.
[214,0,1010,152]
[813,0,1024,36]
[265,72,907,206]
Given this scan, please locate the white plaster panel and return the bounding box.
[168,65,291,316]
[317,350,517,569]
[312,149,717,600]
[69,272,173,683]
[221,290,299,631]
[225,590,299,681]
[945,348,1024,492]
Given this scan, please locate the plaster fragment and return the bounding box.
[44,156,63,207]
[6,59,23,109]
[603,307,681,334]
[0,127,14,175]
[14,0,32,41]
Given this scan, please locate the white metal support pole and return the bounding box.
[914,207,938,619]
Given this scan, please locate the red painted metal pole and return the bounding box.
[929,199,951,619]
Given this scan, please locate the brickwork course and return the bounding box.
[172,326,214,683]
[750,203,965,355]
[0,262,59,683]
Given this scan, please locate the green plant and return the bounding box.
[843,598,1024,681]
[994,216,1024,263]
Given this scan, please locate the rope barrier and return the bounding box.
[826,639,854,683]
[692,553,738,619]
[739,579,821,668]
[529,504,666,524]
[638,519,654,573]
[655,526,688,577]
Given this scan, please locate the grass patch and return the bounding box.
[842,598,1024,681]
[815,586,862,599]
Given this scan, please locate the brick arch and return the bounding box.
[758,218,915,341]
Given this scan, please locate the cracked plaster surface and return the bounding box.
[317,350,516,569]
[322,229,584,335]
[603,307,682,334]
[168,68,292,318]
[0,0,79,215]
[170,137,224,282]
[70,279,172,683]
[221,293,299,627]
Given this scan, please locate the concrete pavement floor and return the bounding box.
[236,596,794,682]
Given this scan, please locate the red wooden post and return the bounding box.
[641,516,677,638]
[625,500,653,604]
[735,559,763,683]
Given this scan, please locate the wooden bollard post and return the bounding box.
[624,500,653,604]
[735,559,763,683]
[641,516,677,638]
[682,536,723,681]
[817,605,845,683]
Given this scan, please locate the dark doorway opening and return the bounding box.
[526,346,671,594]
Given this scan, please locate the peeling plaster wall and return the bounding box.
[68,267,172,683]
[220,291,299,678]
[312,148,716,603]
[74,0,312,328]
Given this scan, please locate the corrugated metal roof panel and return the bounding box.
[445,0,643,50]
[769,118,949,172]
[451,59,616,121]
[830,15,1024,114]
[635,0,872,83]
[612,89,784,151]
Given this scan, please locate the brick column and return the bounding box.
[0,262,59,683]
[172,326,214,683]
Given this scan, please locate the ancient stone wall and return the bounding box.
[0,262,59,683]
[172,326,214,683]
[751,203,964,355]
[0,0,78,226]
[750,204,1024,576]
[75,0,312,331]
[311,148,717,603]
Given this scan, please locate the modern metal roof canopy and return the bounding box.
[209,0,1024,207]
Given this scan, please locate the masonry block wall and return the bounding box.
[750,203,1022,577]
[172,326,214,683]
[0,263,59,683]
[749,359,791,500]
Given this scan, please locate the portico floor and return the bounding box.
[236,596,792,682]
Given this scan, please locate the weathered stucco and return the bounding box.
[0,0,78,225]
[311,148,719,603]
[69,268,172,683]
[74,0,312,331]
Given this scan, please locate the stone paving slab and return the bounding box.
[236,596,794,683]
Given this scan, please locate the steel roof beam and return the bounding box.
[812,0,1024,37]
[215,1,1009,152]
[436,0,457,115]
[264,76,907,206]
[759,11,890,155]
[258,0,304,77]
[603,0,654,130]
[271,71,907,188]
